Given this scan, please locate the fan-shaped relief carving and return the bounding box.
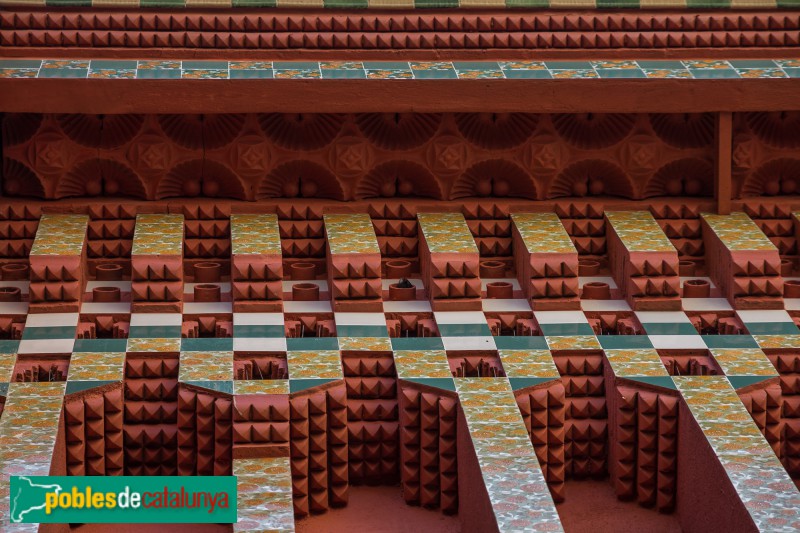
[57,114,102,147]
[2,159,46,198]
[356,113,442,150]
[158,114,246,150]
[259,113,345,150]
[355,161,442,200]
[649,113,714,149]
[551,113,636,149]
[451,159,537,200]
[100,115,146,149]
[740,158,800,197]
[55,159,147,199]
[745,112,800,149]
[258,160,344,200]
[548,159,634,199]
[2,113,43,147]
[643,158,713,198]
[156,159,247,200]
[455,113,538,150]
[58,114,146,149]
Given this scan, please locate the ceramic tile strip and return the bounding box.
[0,382,66,532]
[179,350,234,382]
[230,214,282,255]
[233,456,295,533]
[67,351,125,381]
[131,213,184,255]
[417,212,480,255]
[709,348,780,378]
[701,212,777,252]
[497,349,560,379]
[324,213,381,255]
[673,376,800,532]
[454,377,563,532]
[0,352,16,383]
[604,348,671,377]
[393,349,453,379]
[2,61,799,78]
[605,211,675,252]
[29,214,88,256]
[233,379,290,395]
[286,350,343,379]
[511,212,576,255]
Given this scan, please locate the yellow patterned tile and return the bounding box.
[233,380,290,395]
[324,213,381,255]
[498,349,560,378]
[417,212,478,254]
[393,350,452,379]
[230,214,282,255]
[701,212,776,252]
[132,214,184,255]
[710,348,778,377]
[67,352,125,381]
[606,211,675,252]
[511,212,576,255]
[179,351,233,381]
[545,335,601,351]
[126,338,181,353]
[604,348,670,377]
[338,336,392,351]
[287,350,342,379]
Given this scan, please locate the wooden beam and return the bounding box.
[715,112,733,216]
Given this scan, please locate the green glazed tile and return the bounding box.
[729,60,781,69]
[128,325,182,339]
[701,335,759,349]
[137,70,181,80]
[390,337,445,351]
[539,323,595,336]
[290,378,337,393]
[38,69,88,79]
[690,70,739,79]
[411,69,457,79]
[509,377,559,391]
[183,61,229,70]
[438,324,492,337]
[641,323,699,335]
[637,60,687,69]
[229,70,274,79]
[66,381,117,394]
[784,68,800,78]
[598,335,654,349]
[73,339,127,352]
[0,340,21,354]
[91,60,139,69]
[137,60,181,70]
[41,60,90,69]
[286,337,339,351]
[140,0,186,6]
[234,325,285,338]
[0,383,8,395]
[626,376,677,390]
[325,0,368,6]
[233,0,276,5]
[89,69,137,79]
[366,70,414,79]
[597,0,639,7]
[21,326,76,340]
[337,325,388,338]
[322,69,367,79]
[745,322,799,335]
[596,69,646,79]
[181,338,234,351]
[493,336,549,350]
[0,60,42,69]
[363,62,411,70]
[728,376,775,390]
[414,0,459,6]
[457,70,505,79]
[736,69,788,79]
[452,62,500,70]
[273,62,319,70]
[182,69,228,79]
[503,70,553,79]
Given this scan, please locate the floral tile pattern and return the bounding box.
[233,456,295,532]
[324,213,381,255]
[67,352,125,381]
[417,212,479,254]
[752,334,800,350]
[674,376,800,532]
[545,335,602,351]
[132,214,184,255]
[709,348,778,377]
[511,213,576,255]
[230,214,282,255]
[3,59,800,79]
[233,379,290,395]
[393,350,452,378]
[0,352,17,382]
[605,211,676,252]
[497,349,560,379]
[286,350,343,379]
[701,212,778,252]
[29,214,89,256]
[604,348,671,377]
[179,351,233,381]
[454,377,562,532]
[126,337,181,353]
[338,336,392,351]
[0,382,66,529]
